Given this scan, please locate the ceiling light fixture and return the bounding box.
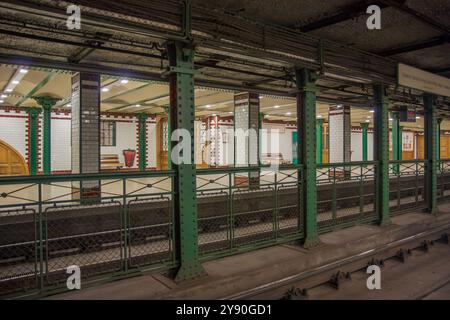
[286,112,292,115]
[19,69,28,74]
[369,110,375,113]
[101,88,110,92]
[1,94,6,98]
[0,100,4,103]
[5,89,12,92]
[120,79,129,84]
[12,80,19,85]
[205,105,211,108]
[274,105,280,109]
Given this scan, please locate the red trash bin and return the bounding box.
[123,149,136,167]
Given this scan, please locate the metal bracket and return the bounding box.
[283,287,308,300]
[395,249,411,263]
[329,270,351,290]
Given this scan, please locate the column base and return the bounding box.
[379,217,391,227]
[172,263,206,283]
[302,235,321,249]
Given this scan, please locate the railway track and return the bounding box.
[223,223,450,300]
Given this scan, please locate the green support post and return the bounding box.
[392,112,400,174]
[316,118,324,165]
[295,68,320,248]
[166,40,205,281]
[360,122,369,162]
[437,118,442,162]
[259,112,263,166]
[399,126,403,161]
[373,84,390,225]
[26,108,41,176]
[424,94,438,214]
[164,106,172,170]
[137,113,148,172]
[34,97,58,175]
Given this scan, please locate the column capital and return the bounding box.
[25,107,42,117]
[34,96,58,110]
[316,118,325,125]
[136,113,148,121]
[360,122,369,129]
[294,68,318,92]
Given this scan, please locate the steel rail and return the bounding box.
[222,222,450,300]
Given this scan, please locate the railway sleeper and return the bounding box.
[395,249,412,263]
[328,270,352,290]
[282,287,308,300]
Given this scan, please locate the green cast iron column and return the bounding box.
[137,113,148,172]
[399,125,403,161]
[34,97,57,175]
[424,93,438,214]
[26,108,41,176]
[360,122,369,162]
[373,84,390,225]
[166,40,204,281]
[316,118,324,165]
[437,118,442,162]
[295,68,320,247]
[392,112,400,174]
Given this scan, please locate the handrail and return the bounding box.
[0,170,175,185]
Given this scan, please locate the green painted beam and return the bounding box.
[15,73,56,107]
[373,84,390,225]
[102,83,152,104]
[424,93,438,214]
[295,68,320,248]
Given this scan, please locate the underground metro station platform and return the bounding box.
[0,0,450,303]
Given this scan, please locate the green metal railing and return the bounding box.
[389,160,426,215]
[316,161,378,233]
[438,159,450,202]
[0,171,176,298]
[196,165,304,259]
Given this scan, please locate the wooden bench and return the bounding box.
[101,154,124,170]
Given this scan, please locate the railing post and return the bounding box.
[424,93,438,214]
[26,108,41,176]
[166,40,205,281]
[373,84,390,225]
[295,68,320,247]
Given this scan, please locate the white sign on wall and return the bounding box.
[398,63,450,98]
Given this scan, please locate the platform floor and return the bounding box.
[45,203,450,300]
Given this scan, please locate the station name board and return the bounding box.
[398,63,450,98]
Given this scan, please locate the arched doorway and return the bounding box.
[0,140,29,176]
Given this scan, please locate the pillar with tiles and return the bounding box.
[234,92,260,187]
[71,73,101,203]
[328,105,351,178]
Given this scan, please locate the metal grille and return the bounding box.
[317,162,377,233]
[438,160,450,202]
[389,161,425,215]
[0,172,175,297]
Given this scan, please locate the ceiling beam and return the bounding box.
[14,73,56,107]
[377,35,449,56]
[294,0,403,32]
[380,0,450,34]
